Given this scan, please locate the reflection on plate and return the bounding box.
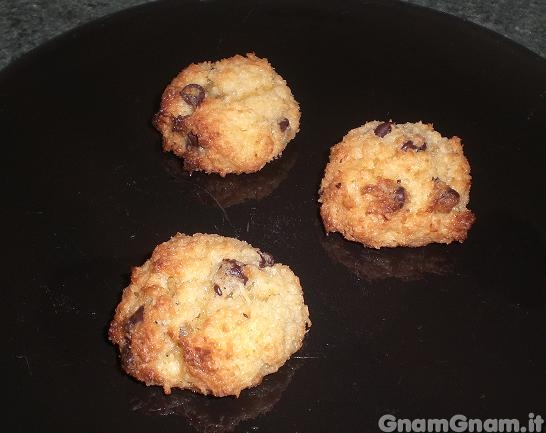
[162,144,297,208]
[130,359,301,433]
[321,233,456,281]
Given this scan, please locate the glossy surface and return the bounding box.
[3,1,545,432]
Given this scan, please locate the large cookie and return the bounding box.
[319,121,475,248]
[109,233,310,397]
[153,53,300,176]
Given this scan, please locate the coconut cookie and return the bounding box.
[319,121,475,248]
[153,53,300,176]
[109,233,310,397]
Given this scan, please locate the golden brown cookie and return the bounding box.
[109,233,310,397]
[153,53,300,176]
[319,121,475,248]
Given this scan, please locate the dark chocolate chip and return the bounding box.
[180,84,205,108]
[401,140,416,151]
[258,250,275,268]
[437,187,460,212]
[185,132,199,150]
[393,186,406,210]
[374,122,392,138]
[362,178,407,214]
[279,117,290,132]
[172,115,189,132]
[214,284,223,296]
[430,179,461,213]
[401,140,427,151]
[223,259,248,284]
[126,305,144,329]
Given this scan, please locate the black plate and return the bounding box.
[3,1,545,432]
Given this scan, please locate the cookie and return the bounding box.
[153,53,300,176]
[319,121,475,248]
[108,233,310,397]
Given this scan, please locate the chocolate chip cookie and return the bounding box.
[109,233,310,397]
[319,121,475,248]
[153,53,300,176]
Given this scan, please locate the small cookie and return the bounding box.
[319,121,475,248]
[109,233,310,397]
[153,53,300,176]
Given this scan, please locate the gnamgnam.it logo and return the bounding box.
[378,413,543,432]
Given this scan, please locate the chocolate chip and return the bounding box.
[436,187,460,212]
[185,132,199,150]
[279,117,290,132]
[214,284,223,296]
[223,259,248,284]
[126,305,144,329]
[362,178,406,214]
[374,122,392,138]
[393,186,406,210]
[430,179,461,213]
[119,306,144,367]
[172,115,189,132]
[401,140,426,151]
[258,250,275,268]
[401,140,416,151]
[180,84,205,108]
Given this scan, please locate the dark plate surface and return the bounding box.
[3,0,545,432]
